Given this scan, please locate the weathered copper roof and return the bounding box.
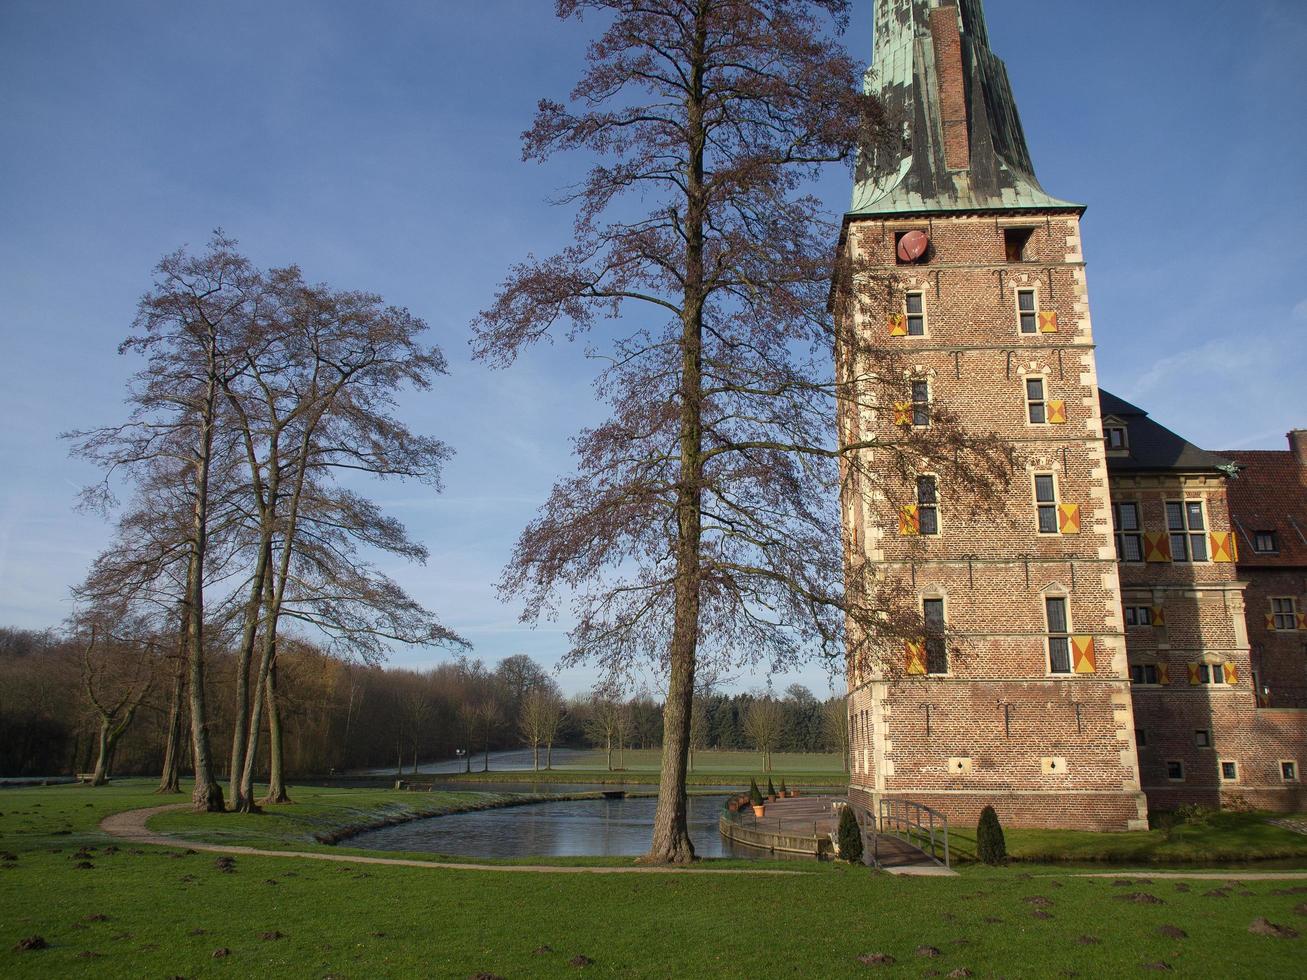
[1098,390,1235,475]
[851,0,1081,217]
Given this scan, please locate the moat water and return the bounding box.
[346,791,763,859]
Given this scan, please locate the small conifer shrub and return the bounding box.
[749,778,764,807]
[837,805,863,864]
[977,805,1007,865]
[766,778,777,798]
[780,779,789,796]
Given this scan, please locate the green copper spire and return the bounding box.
[851,0,1080,216]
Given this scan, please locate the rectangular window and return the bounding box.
[1026,377,1047,424]
[1272,597,1298,631]
[1198,664,1227,686]
[1167,500,1208,562]
[1035,474,1059,534]
[1005,227,1034,263]
[1124,606,1153,627]
[1254,531,1279,554]
[1130,663,1159,685]
[1194,729,1211,748]
[923,598,947,675]
[1113,503,1143,562]
[917,476,939,536]
[911,380,931,427]
[1135,728,1148,748]
[1046,596,1071,674]
[1283,761,1299,782]
[1166,760,1185,782]
[1220,761,1238,782]
[905,292,925,336]
[1105,425,1128,450]
[1017,289,1037,334]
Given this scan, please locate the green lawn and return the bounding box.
[3,781,1306,978]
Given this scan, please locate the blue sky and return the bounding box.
[2,1,1304,698]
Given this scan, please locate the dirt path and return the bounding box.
[99,805,806,876]
[1069,870,1307,881]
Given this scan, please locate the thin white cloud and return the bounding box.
[1293,299,1307,322]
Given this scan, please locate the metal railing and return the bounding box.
[872,798,950,869]
[719,799,832,839]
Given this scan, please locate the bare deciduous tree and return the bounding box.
[743,697,785,772]
[821,696,849,772]
[472,0,1012,862]
[78,626,157,786]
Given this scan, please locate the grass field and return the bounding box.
[3,781,1306,978]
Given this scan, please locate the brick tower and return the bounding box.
[839,0,1149,831]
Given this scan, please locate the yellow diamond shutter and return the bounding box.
[1223,663,1239,685]
[1210,532,1236,563]
[1265,613,1277,632]
[1187,664,1201,685]
[899,505,920,536]
[1046,400,1068,424]
[1072,636,1096,674]
[1038,311,1059,333]
[905,641,927,676]
[1058,504,1081,535]
[888,314,908,337]
[1156,663,1171,686]
[893,402,913,426]
[1150,606,1166,627]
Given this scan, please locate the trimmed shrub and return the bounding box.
[766,778,777,798]
[977,805,1007,865]
[749,778,764,807]
[837,805,863,864]
[780,779,789,796]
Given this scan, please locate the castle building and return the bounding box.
[839,0,1305,829]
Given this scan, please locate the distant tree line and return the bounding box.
[0,627,848,779]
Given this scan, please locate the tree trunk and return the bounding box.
[533,743,539,771]
[187,364,225,813]
[156,620,187,794]
[262,663,290,804]
[483,738,490,772]
[645,9,707,865]
[606,737,613,772]
[229,540,270,810]
[546,741,553,770]
[91,720,112,786]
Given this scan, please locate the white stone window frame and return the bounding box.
[1219,759,1240,783]
[1193,728,1212,749]
[1022,371,1051,427]
[908,372,933,428]
[1128,660,1162,686]
[1280,760,1299,783]
[1196,660,1229,687]
[921,588,950,677]
[1165,759,1186,782]
[1013,282,1040,337]
[1042,584,1073,676]
[1165,497,1210,563]
[903,287,928,338]
[916,471,942,537]
[1123,605,1153,628]
[1031,469,1062,537]
[1112,498,1144,563]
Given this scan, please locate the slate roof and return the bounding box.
[851,0,1081,218]
[1217,446,1307,568]
[1098,390,1236,475]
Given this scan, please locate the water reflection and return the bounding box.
[347,793,761,859]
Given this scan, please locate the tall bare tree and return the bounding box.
[821,695,849,772]
[472,1,1011,861]
[584,695,622,771]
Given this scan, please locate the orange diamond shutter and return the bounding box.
[1144,533,1173,563]
[1223,663,1239,685]
[1058,504,1081,535]
[1298,613,1307,631]
[1039,311,1059,333]
[1156,663,1171,686]
[899,505,920,536]
[905,641,927,676]
[1072,636,1096,674]
[893,402,913,426]
[888,314,908,337]
[1187,664,1201,685]
[1210,532,1235,563]
[1047,400,1068,424]
[1265,613,1277,632]
[1151,606,1166,627]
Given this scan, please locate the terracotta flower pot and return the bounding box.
[752,804,766,817]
